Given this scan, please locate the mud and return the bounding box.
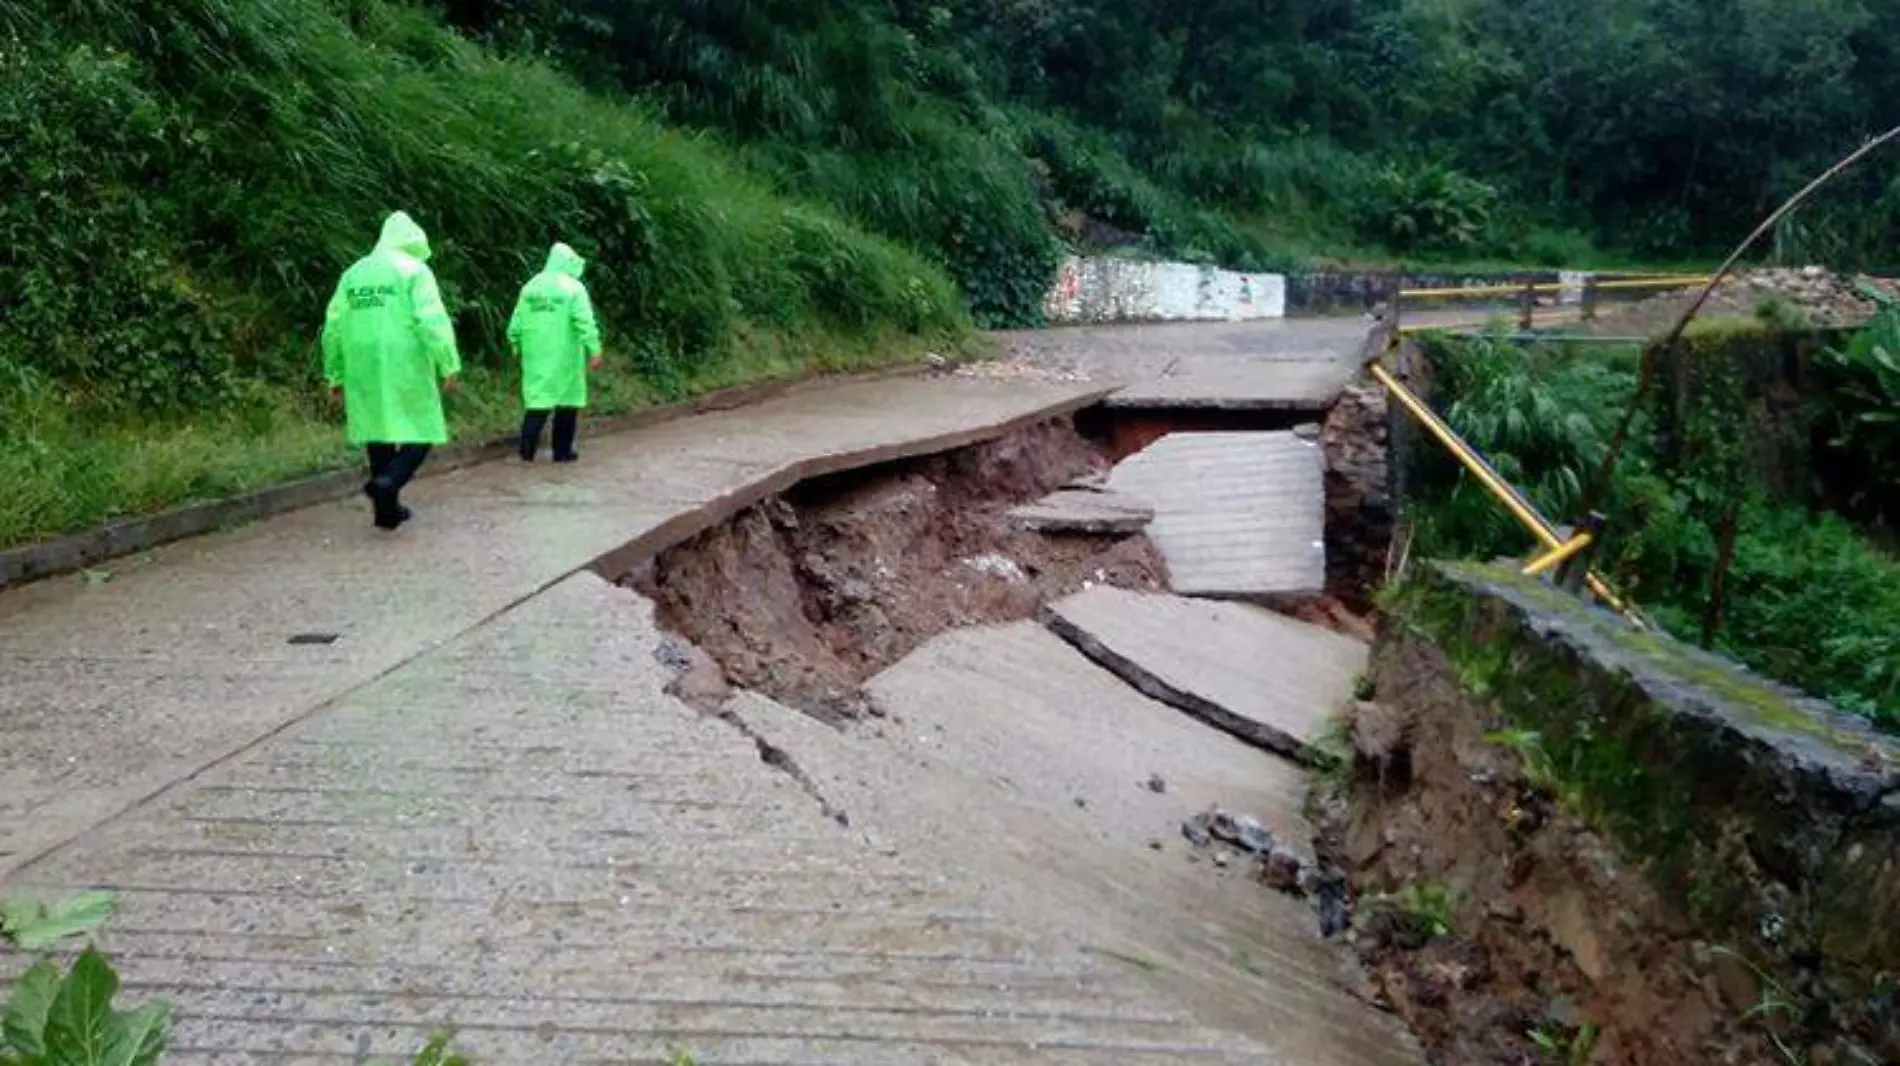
[1310,634,1789,1066]
[629,420,1168,722]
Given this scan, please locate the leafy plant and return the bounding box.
[1529,1017,1600,1065]
[1410,328,1900,730]
[1484,729,1564,796]
[0,894,117,953]
[3,892,170,1066]
[1368,161,1499,253]
[1818,287,1900,480]
[1708,947,1807,1066]
[1409,333,1633,560]
[4,892,474,1066]
[2,950,168,1066]
[1366,881,1454,941]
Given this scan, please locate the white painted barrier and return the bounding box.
[1043,255,1287,325]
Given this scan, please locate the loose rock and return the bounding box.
[1181,816,1213,848]
[1260,846,1307,894]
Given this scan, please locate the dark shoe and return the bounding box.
[392,505,413,528]
[365,477,399,529]
[552,452,579,463]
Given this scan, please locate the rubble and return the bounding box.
[1180,803,1358,937]
[1591,266,1900,334]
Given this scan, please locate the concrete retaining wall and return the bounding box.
[1043,255,1287,324]
[1286,269,1599,314]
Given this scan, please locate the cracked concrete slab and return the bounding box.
[1101,357,1359,411]
[3,576,1306,1064]
[0,375,1107,878]
[991,319,1374,411]
[730,620,1419,1066]
[1106,431,1326,597]
[1044,586,1369,761]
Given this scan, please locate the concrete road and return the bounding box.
[1,359,1415,1064]
[0,375,1109,877]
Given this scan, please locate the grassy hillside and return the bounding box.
[6,0,1899,545]
[0,0,973,545]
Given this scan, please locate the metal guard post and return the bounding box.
[1366,359,1632,615]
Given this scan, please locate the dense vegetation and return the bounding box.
[7,0,1900,543]
[1408,312,1900,729]
[0,0,969,544]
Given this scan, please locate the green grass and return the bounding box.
[0,326,968,548]
[0,0,990,547]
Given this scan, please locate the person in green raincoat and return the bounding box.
[507,242,603,463]
[321,211,462,529]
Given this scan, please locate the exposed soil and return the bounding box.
[1306,632,1788,1066]
[629,420,1168,722]
[1320,378,1392,615]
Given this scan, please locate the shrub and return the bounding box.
[1366,160,1500,254]
[1409,331,1900,728]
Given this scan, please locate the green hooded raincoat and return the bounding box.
[321,212,462,445]
[507,242,602,410]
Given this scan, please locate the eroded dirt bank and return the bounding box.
[628,419,1168,721]
[1313,637,1760,1065]
[1304,565,1900,1066]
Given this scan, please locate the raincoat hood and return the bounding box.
[374,211,432,262]
[544,242,585,279]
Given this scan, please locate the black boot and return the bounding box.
[520,409,550,462]
[551,407,580,462]
[365,477,400,530]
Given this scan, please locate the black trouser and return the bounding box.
[519,407,580,462]
[364,443,431,527]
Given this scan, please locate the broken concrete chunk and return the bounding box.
[961,552,1028,582]
[1062,470,1110,491]
[1007,487,1155,536]
[1260,846,1307,893]
[1044,586,1367,763]
[656,634,733,713]
[1183,805,1276,856]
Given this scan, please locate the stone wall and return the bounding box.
[1042,255,1287,324]
[1286,270,1595,315]
[1336,561,1899,1065]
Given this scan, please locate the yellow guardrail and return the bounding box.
[1367,355,1636,618]
[1390,272,1710,339]
[1399,275,1712,301]
[1522,532,1595,576]
[1365,268,1715,622]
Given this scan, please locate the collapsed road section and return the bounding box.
[1,325,1425,1065]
